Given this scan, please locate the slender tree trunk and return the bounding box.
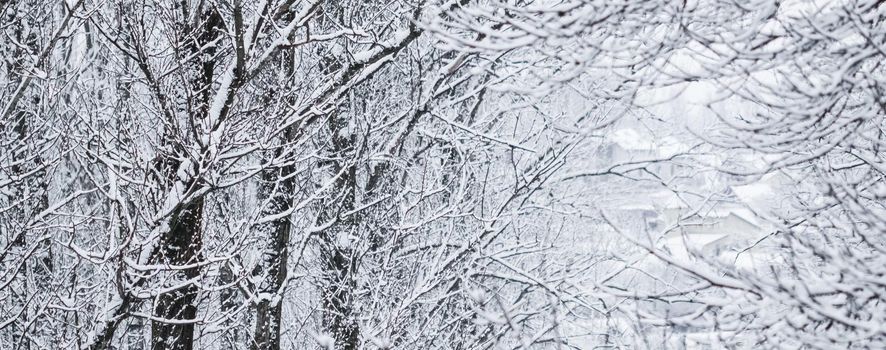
[250,17,300,344]
[316,111,361,350]
[252,165,293,350]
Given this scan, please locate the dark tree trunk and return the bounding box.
[250,19,299,345]
[320,243,360,350]
[150,5,220,349]
[317,114,360,350]
[151,197,205,350]
[252,166,293,350]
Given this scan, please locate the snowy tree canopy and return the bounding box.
[0,0,884,349]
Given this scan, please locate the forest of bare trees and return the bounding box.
[0,0,884,349]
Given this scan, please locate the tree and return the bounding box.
[0,1,607,348]
[433,0,886,348]
[519,0,886,348]
[10,0,880,349]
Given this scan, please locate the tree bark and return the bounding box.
[150,5,221,349]
[251,166,293,350]
[151,197,205,350]
[316,109,361,350]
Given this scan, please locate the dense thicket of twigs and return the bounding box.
[0,0,883,349]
